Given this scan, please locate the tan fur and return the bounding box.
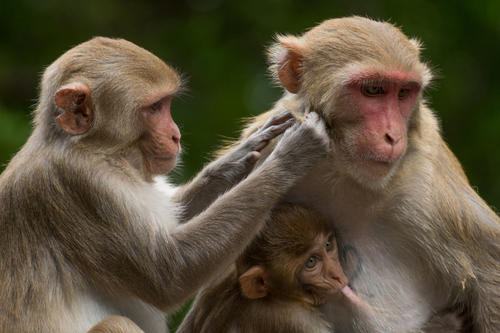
[89,316,144,333]
[216,16,500,332]
[177,204,336,333]
[0,38,330,332]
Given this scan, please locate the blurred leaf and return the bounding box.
[0,107,31,168]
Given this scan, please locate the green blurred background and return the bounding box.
[1,0,499,330]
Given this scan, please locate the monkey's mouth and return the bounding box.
[154,155,176,162]
[152,153,178,163]
[367,158,394,167]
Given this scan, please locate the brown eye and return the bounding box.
[362,85,385,96]
[398,88,410,99]
[305,256,318,269]
[325,234,336,252]
[150,100,162,113]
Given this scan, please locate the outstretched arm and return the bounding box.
[172,110,295,222]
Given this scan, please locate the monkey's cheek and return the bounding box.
[323,288,344,302]
[150,155,177,175]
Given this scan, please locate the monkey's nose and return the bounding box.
[384,132,401,146]
[172,134,180,145]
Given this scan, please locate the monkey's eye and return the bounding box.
[305,256,318,269]
[325,235,335,252]
[150,100,163,113]
[398,88,411,99]
[361,85,385,96]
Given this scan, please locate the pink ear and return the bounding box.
[277,38,306,94]
[55,83,94,135]
[239,265,268,299]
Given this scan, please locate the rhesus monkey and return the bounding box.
[177,203,364,333]
[217,17,500,332]
[0,37,330,333]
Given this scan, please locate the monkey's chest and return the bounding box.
[329,228,447,332]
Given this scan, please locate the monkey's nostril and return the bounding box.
[385,133,401,146]
[385,133,395,145]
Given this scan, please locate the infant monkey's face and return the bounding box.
[298,233,348,305]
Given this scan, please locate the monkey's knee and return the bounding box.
[88,315,144,333]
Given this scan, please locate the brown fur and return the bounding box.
[177,204,336,333]
[0,38,330,332]
[216,17,500,332]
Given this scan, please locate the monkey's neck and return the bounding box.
[242,298,330,332]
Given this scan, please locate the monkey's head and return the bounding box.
[237,204,348,306]
[268,16,433,188]
[35,37,182,178]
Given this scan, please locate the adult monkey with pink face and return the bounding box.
[0,37,330,332]
[219,17,500,332]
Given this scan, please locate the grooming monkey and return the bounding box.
[0,37,330,333]
[218,16,500,332]
[177,203,363,333]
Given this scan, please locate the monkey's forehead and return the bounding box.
[44,37,181,90]
[301,17,426,72]
[332,62,429,88]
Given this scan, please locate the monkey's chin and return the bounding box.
[366,159,395,174]
[148,155,177,175]
[349,158,400,190]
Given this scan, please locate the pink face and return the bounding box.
[298,233,348,304]
[140,95,181,175]
[344,70,421,166]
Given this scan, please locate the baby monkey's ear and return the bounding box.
[239,265,269,299]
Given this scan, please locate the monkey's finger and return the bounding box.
[257,110,294,133]
[282,120,301,134]
[264,118,296,137]
[252,118,296,151]
[239,151,262,169]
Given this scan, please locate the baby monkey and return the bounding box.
[177,203,362,333]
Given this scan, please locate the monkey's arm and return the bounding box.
[467,219,500,333]
[172,110,294,222]
[424,143,500,333]
[176,269,239,333]
[64,113,329,311]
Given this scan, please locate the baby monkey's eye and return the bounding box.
[325,235,335,252]
[305,256,318,269]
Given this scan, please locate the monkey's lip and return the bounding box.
[364,157,398,169]
[366,156,397,164]
[153,155,176,162]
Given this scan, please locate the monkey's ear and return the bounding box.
[55,83,94,135]
[276,36,306,94]
[239,265,269,299]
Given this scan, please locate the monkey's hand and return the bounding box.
[208,110,295,183]
[173,110,295,222]
[267,111,330,178]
